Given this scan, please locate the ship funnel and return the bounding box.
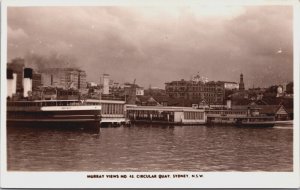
[23,68,33,97]
[7,69,13,98]
[12,73,17,95]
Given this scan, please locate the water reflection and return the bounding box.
[7,124,293,171]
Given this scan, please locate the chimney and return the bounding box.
[12,73,17,95]
[7,69,13,98]
[23,68,33,97]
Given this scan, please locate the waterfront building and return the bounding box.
[126,105,206,125]
[96,99,127,126]
[165,79,225,104]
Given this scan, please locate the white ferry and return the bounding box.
[206,108,276,127]
[7,100,101,128]
[235,116,275,127]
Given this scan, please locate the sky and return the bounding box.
[7,5,293,89]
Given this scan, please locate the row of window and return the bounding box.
[184,112,204,120]
[7,101,96,107]
[208,111,247,115]
[167,87,223,92]
[101,103,124,115]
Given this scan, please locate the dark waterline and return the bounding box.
[7,124,293,171]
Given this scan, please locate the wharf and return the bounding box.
[126,105,206,125]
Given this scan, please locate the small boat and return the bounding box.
[235,116,276,127]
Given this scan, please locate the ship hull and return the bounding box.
[237,123,275,128]
[7,109,101,129]
[236,121,275,128]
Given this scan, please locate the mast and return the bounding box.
[99,74,102,101]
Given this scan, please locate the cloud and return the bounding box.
[7,6,293,88]
[8,26,28,41]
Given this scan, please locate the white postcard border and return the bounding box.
[1,0,299,188]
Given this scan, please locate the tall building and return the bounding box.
[239,73,245,91]
[103,74,110,94]
[165,79,225,104]
[32,72,42,90]
[41,68,87,90]
[7,58,25,93]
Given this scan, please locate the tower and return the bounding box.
[103,74,110,94]
[239,73,245,91]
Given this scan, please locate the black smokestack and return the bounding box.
[24,68,33,79]
[7,69,13,79]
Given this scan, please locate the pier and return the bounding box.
[87,99,128,127]
[126,105,206,125]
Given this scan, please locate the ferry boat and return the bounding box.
[206,109,248,125]
[7,100,101,128]
[206,107,276,127]
[235,116,276,127]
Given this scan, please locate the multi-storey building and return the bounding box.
[32,72,42,90]
[41,68,87,90]
[221,81,239,90]
[165,79,225,104]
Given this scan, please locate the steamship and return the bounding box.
[7,100,102,128]
[6,68,102,128]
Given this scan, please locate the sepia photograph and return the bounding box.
[1,0,299,188]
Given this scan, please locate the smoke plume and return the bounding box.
[24,52,79,72]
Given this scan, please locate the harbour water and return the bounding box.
[7,124,293,171]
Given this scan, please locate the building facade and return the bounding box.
[222,81,239,90]
[136,87,144,96]
[32,72,42,90]
[41,68,87,90]
[165,79,225,104]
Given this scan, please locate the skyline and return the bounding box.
[8,5,293,88]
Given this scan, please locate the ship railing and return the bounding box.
[7,100,101,108]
